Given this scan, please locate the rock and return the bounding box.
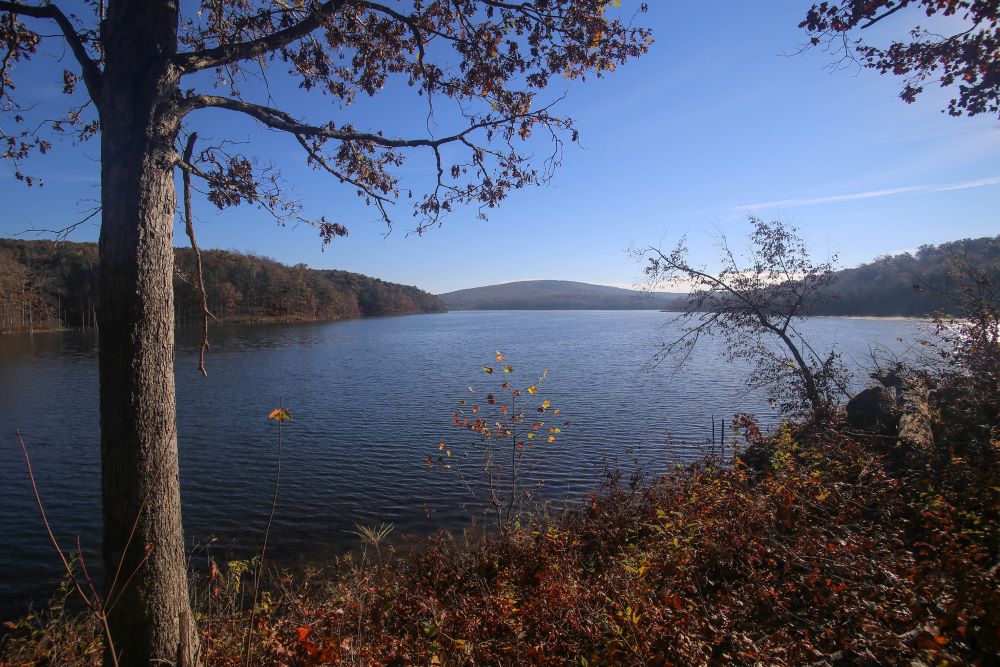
[898,377,934,459]
[737,441,776,474]
[846,386,898,434]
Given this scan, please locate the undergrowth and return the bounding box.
[3,409,997,666]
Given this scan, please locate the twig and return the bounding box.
[244,402,285,667]
[16,429,120,667]
[181,132,217,378]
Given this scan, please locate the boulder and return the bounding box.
[846,386,898,434]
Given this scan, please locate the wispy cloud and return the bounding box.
[928,175,1000,192]
[734,176,1000,211]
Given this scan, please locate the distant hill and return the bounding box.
[439,237,1000,316]
[438,280,685,311]
[0,239,445,333]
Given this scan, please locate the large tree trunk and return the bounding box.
[98,1,198,665]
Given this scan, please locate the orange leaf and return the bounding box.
[267,407,292,422]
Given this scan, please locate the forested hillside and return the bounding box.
[814,236,1000,316]
[0,239,445,333]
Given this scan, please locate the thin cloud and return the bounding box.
[928,175,1000,192]
[735,176,1000,211]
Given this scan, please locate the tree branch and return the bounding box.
[173,0,352,74]
[179,132,216,378]
[0,0,102,97]
[293,133,394,224]
[182,93,541,149]
[860,2,909,29]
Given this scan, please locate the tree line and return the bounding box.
[813,236,1000,317]
[0,238,445,334]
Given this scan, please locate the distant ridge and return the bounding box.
[439,236,1000,316]
[438,280,685,311]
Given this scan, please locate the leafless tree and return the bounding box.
[637,216,847,416]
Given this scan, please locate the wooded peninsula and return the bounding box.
[0,239,446,333]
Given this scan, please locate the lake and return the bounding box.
[0,311,930,616]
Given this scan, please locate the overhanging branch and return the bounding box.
[173,0,352,74]
[181,93,550,149]
[0,0,102,97]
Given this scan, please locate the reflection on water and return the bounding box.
[0,311,929,615]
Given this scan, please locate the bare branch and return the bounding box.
[179,132,216,378]
[15,205,101,240]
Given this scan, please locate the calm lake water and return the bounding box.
[0,311,929,616]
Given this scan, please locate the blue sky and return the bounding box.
[2,1,997,294]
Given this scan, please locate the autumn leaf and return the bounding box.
[438,442,446,450]
[547,435,556,443]
[495,352,504,362]
[542,400,551,409]
[483,366,495,374]
[504,364,513,373]
[267,407,292,422]
[527,385,538,395]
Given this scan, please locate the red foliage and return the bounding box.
[193,418,998,666]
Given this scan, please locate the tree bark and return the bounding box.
[98,1,198,665]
